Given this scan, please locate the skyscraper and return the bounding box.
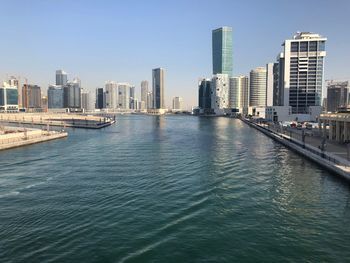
[22,84,42,108]
[48,85,64,108]
[172,97,183,111]
[147,91,153,109]
[95,88,104,109]
[56,70,68,86]
[81,90,90,111]
[327,81,349,112]
[280,32,327,114]
[266,63,274,107]
[105,81,118,109]
[152,68,165,109]
[129,86,136,109]
[141,80,148,108]
[212,27,233,76]
[229,76,249,111]
[198,78,212,113]
[249,67,267,107]
[63,80,81,108]
[211,74,230,114]
[117,83,131,109]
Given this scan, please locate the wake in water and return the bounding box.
[0,176,54,198]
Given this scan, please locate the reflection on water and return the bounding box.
[0,115,350,262]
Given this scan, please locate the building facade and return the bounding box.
[63,81,81,108]
[152,68,165,109]
[81,90,90,111]
[198,78,212,114]
[172,97,183,111]
[117,83,130,110]
[141,80,148,108]
[229,76,249,113]
[95,88,104,109]
[326,81,349,112]
[56,70,68,86]
[266,63,274,107]
[211,74,229,114]
[212,27,233,76]
[280,32,327,114]
[0,82,18,112]
[22,84,42,109]
[48,85,64,108]
[105,81,118,109]
[147,91,153,109]
[249,67,267,107]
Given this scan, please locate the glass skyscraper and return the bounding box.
[212,27,233,76]
[152,68,165,109]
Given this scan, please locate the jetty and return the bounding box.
[0,113,115,129]
[241,118,350,181]
[0,126,67,151]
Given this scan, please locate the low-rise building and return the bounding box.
[319,111,350,143]
[0,82,18,112]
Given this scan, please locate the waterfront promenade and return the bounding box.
[241,118,350,180]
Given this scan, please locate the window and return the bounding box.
[319,41,325,51]
[300,42,308,52]
[309,41,317,51]
[291,42,299,52]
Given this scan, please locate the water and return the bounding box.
[0,115,350,262]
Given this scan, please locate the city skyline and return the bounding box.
[0,0,349,109]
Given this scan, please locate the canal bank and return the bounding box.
[0,126,67,151]
[241,118,350,181]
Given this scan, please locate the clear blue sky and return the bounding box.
[0,0,349,109]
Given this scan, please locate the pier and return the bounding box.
[0,113,115,129]
[0,126,67,151]
[241,118,350,181]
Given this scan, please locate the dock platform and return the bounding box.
[0,126,68,151]
[0,113,115,129]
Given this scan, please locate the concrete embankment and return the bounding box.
[241,118,350,181]
[0,129,68,151]
[0,113,115,129]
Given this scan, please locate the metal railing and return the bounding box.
[246,119,350,167]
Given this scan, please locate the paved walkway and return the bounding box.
[264,123,350,161]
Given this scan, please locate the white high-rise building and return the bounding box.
[172,97,183,111]
[105,81,118,109]
[266,63,274,107]
[139,101,146,111]
[141,80,148,108]
[81,90,90,111]
[117,83,130,110]
[280,32,327,114]
[211,74,229,114]
[147,91,153,109]
[0,81,18,112]
[229,76,249,112]
[249,67,267,107]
